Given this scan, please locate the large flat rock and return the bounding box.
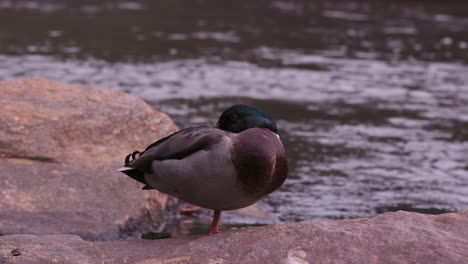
[0,210,467,264]
[0,78,179,240]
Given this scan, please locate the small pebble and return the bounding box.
[141,232,172,240]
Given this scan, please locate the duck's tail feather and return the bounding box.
[125,151,142,166]
[117,166,147,184]
[117,166,134,172]
[119,151,154,188]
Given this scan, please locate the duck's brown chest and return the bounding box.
[231,128,288,195]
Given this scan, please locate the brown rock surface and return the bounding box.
[0,78,179,240]
[0,210,467,264]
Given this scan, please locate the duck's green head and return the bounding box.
[216,104,279,134]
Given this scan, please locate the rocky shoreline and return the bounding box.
[1,211,467,264]
[0,79,467,263]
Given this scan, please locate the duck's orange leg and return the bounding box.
[207,210,222,235]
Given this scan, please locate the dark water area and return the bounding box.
[1,0,467,229]
[1,1,468,63]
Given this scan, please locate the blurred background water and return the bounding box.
[1,0,467,229]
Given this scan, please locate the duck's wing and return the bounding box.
[119,125,225,187]
[132,125,224,168]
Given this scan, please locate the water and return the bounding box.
[1,0,467,227]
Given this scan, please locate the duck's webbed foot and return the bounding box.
[125,151,142,166]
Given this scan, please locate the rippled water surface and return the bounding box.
[1,0,467,226]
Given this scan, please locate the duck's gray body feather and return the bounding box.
[123,125,287,211]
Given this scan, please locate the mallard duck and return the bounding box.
[119,104,288,235]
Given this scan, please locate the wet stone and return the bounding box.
[10,248,23,257]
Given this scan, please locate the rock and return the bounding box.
[0,78,179,240]
[0,210,466,264]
